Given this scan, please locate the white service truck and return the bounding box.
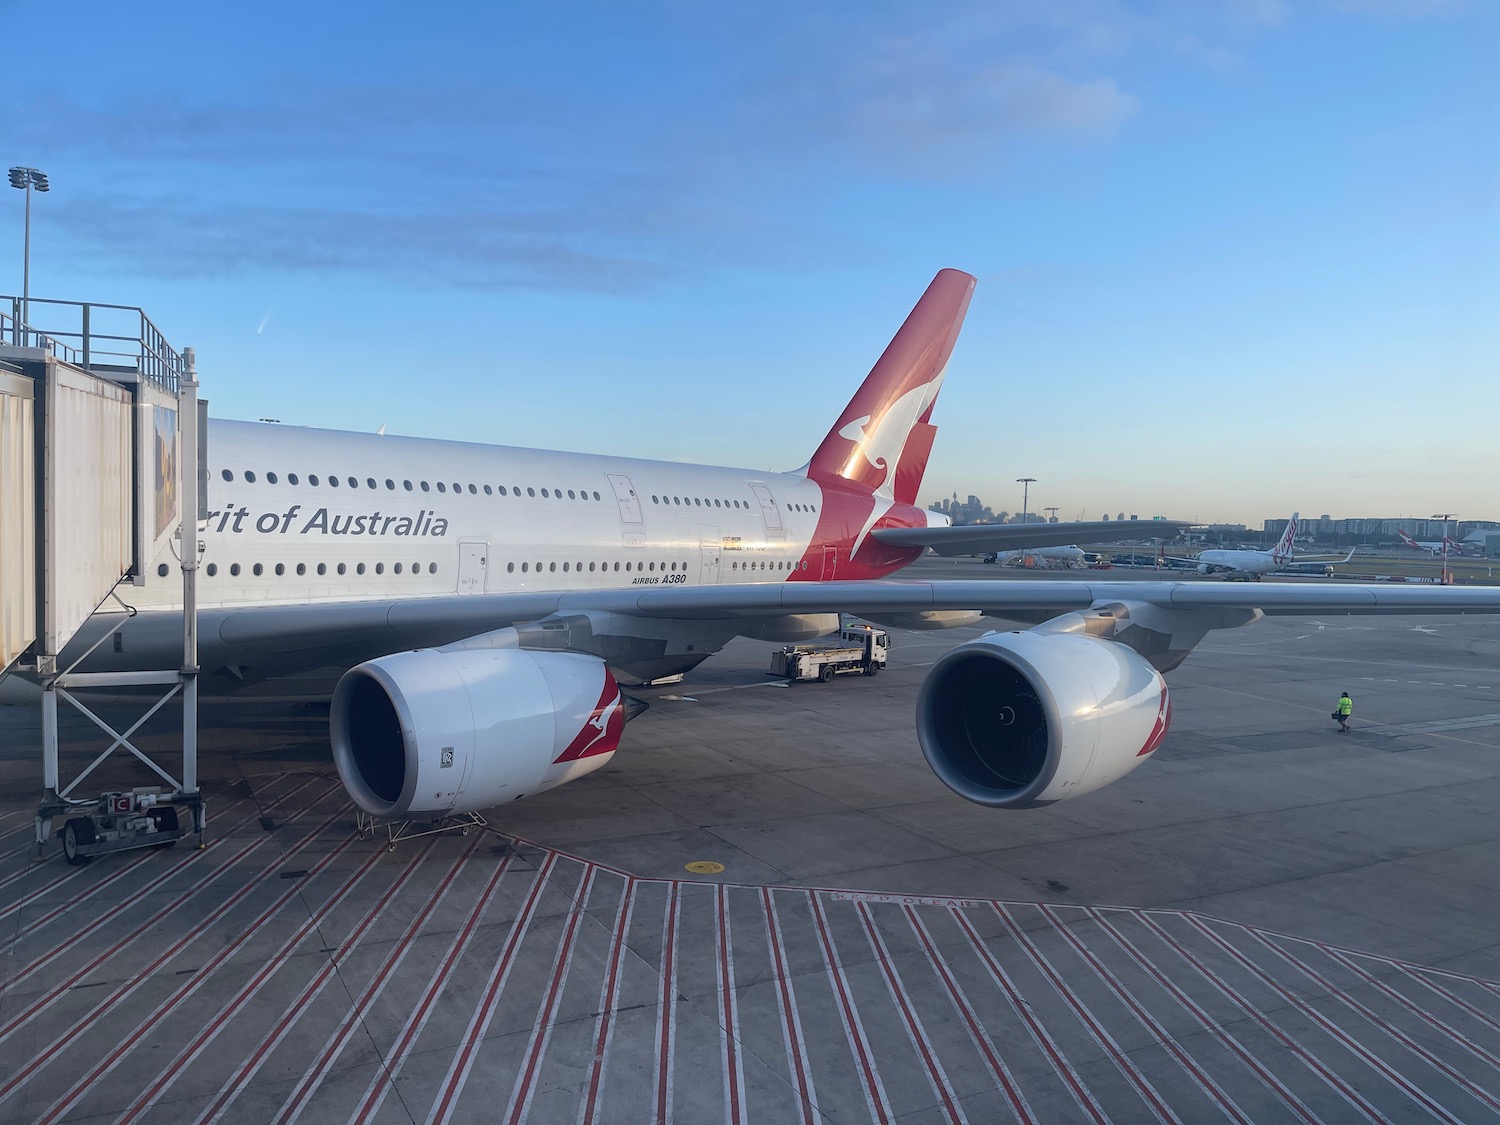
[770,626,889,683]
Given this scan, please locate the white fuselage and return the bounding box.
[127,419,879,613]
[1195,548,1284,577]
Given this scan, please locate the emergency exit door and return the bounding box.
[457,541,488,594]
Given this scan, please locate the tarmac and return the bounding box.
[2,559,1499,1123]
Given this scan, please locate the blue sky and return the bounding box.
[3,0,1495,526]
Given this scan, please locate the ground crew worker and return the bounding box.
[1334,691,1353,733]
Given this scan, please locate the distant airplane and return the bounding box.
[1397,530,1465,555]
[984,545,1086,567]
[1188,514,1350,580]
[12,272,1500,834]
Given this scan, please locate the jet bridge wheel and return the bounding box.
[63,818,95,866]
[148,807,180,848]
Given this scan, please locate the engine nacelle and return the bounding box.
[331,648,625,818]
[916,630,1169,808]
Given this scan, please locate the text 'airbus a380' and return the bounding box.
[21,270,1500,823]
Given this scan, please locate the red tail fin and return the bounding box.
[805,270,975,502]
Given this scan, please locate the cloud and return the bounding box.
[1323,0,1464,13]
[45,194,674,292]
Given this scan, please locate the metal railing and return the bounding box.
[2,296,181,393]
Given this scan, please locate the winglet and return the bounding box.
[805,270,976,501]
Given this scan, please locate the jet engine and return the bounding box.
[915,629,1169,808]
[331,647,627,818]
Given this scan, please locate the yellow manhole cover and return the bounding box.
[684,861,725,875]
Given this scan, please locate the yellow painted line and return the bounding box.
[684,861,725,875]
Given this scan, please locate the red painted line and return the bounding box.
[0,789,346,1053]
[1380,959,1500,1039]
[339,846,528,1125]
[1037,904,1253,1125]
[577,877,638,1125]
[903,907,1035,1125]
[949,908,1110,1125]
[991,903,1180,1124]
[505,866,601,1125]
[761,888,818,1125]
[716,884,746,1125]
[132,835,454,1125]
[1313,949,1500,1106]
[1132,911,1394,1125]
[424,853,569,1125]
[1179,913,1467,1125]
[808,891,893,1124]
[1087,908,1320,1125]
[194,833,485,1125]
[1224,920,1500,1117]
[31,825,373,1125]
[654,884,680,1125]
[854,902,965,1124]
[0,776,315,953]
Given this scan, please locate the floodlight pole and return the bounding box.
[7,166,49,334]
[1433,513,1457,585]
[1017,478,1036,522]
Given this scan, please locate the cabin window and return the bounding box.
[421,481,430,491]
[329,476,339,488]
[541,488,549,498]
[452,483,460,493]
[562,562,570,572]
[483,485,492,495]
[437,482,447,493]
[588,562,595,572]
[348,477,359,488]
[309,475,320,486]
[230,563,241,576]
[337,563,347,575]
[498,486,508,496]
[527,487,536,497]
[521,563,528,572]
[296,563,306,575]
[288,473,299,485]
[157,564,169,577]
[386,479,395,490]
[375,562,384,574]
[357,563,366,575]
[366,477,376,489]
[252,563,263,576]
[318,563,327,575]
[429,563,438,574]
[206,564,217,576]
[221,469,233,482]
[274,562,287,575]
[266,472,278,484]
[507,562,515,573]
[393,563,402,574]
[468,484,477,494]
[549,562,557,572]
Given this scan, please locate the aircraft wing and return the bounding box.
[872,520,1195,556]
[165,577,1500,686]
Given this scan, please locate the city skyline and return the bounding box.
[1,2,1493,526]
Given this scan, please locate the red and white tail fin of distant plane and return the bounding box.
[804,269,975,505]
[1272,512,1300,562]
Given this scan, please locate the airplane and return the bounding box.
[11,269,1500,830]
[1187,514,1351,580]
[983,545,1086,567]
[1397,530,1465,556]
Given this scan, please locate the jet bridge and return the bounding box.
[0,297,206,857]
